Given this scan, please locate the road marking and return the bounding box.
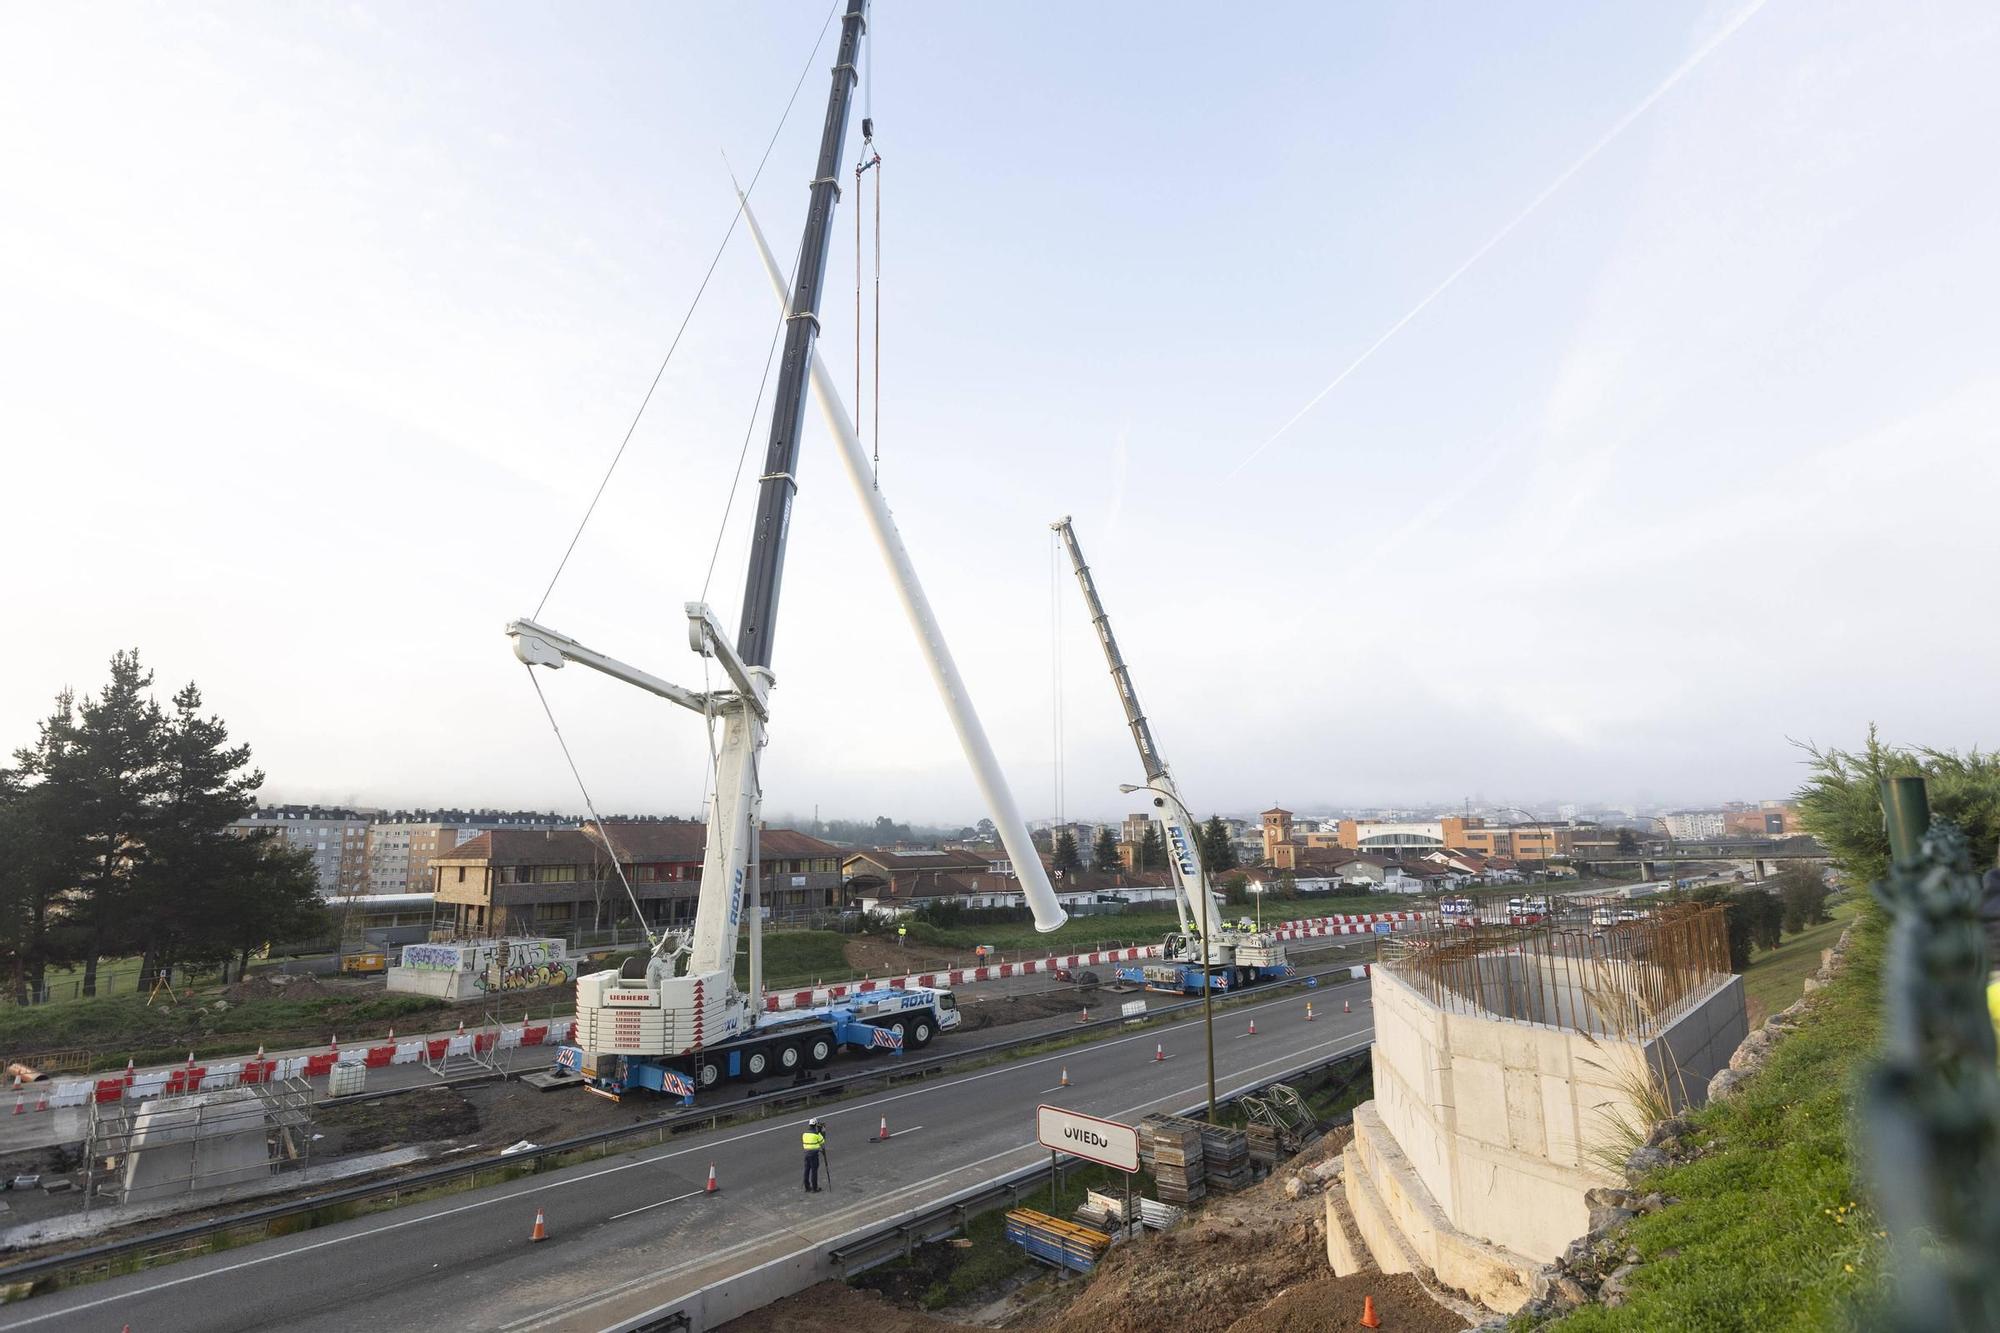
[873,1125,923,1140]
[528,1035,1380,1332]
[607,1188,707,1221]
[0,980,1371,1330]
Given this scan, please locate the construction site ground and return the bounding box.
[730,1125,1470,1333]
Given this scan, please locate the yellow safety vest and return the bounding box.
[803,1130,825,1152]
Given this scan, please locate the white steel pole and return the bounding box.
[738,193,1068,934]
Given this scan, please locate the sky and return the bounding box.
[3,1,1998,826]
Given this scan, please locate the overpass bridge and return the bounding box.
[1570,836,1830,881]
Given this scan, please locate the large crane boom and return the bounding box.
[1051,516,1218,939]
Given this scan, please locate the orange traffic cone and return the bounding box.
[1360,1293,1381,1328]
[1306,1002,1315,1021]
[123,1057,136,1085]
[1060,1066,1071,1087]
[1247,1019,1257,1036]
[874,1116,891,1142]
[705,1162,719,1193]
[529,1207,548,1241]
[34,1087,48,1112]
[1344,998,1351,1014]
[1077,1007,1089,1025]
[1153,1043,1166,1063]
[457,1020,466,1037]
[11,1095,21,1116]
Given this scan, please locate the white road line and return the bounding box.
[0,983,1369,1330]
[607,1188,707,1222]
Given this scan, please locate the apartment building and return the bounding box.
[367,809,577,895]
[226,805,369,895]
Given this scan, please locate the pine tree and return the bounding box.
[1092,828,1122,872]
[67,651,166,996]
[1140,823,1165,872]
[1199,815,1238,872]
[4,690,87,1003]
[134,682,264,985]
[1053,830,1081,875]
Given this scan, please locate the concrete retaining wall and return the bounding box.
[1365,965,1744,1266]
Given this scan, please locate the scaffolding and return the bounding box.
[81,1077,314,1216]
[1377,903,1731,1039]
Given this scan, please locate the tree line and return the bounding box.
[0,651,326,1002]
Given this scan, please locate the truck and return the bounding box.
[1051,518,1289,995]
[512,3,1066,1104]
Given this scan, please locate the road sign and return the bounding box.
[1037,1104,1139,1173]
[1373,922,1393,934]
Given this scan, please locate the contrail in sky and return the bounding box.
[1227,0,1772,479]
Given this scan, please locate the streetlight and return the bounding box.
[1120,781,1217,1124]
[1496,806,1556,885]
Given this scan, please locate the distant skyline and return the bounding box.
[5,3,1997,823]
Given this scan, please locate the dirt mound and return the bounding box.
[1226,1272,1469,1333]
[224,972,329,1003]
[1045,1214,1328,1333]
[722,1281,973,1333]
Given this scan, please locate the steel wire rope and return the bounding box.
[533,0,843,620]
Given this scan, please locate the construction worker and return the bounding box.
[802,1117,826,1193]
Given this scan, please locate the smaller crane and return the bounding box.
[1051,517,1288,993]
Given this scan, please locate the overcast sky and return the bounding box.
[4,1,1996,826]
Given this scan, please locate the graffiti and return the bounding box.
[479,938,573,994]
[401,944,466,972]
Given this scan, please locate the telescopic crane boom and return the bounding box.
[1051,516,1288,986]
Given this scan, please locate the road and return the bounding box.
[0,976,1376,1332]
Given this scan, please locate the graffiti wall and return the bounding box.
[395,938,571,993]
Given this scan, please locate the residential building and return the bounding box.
[227,805,370,895]
[367,808,578,896]
[428,821,841,940]
[1660,810,1728,841]
[1721,802,1801,838]
[1120,812,1154,845]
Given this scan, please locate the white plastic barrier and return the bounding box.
[275,1056,309,1081]
[446,1035,471,1056]
[201,1063,242,1090]
[129,1072,167,1100]
[498,1027,522,1050]
[51,1080,91,1108]
[391,1042,424,1066]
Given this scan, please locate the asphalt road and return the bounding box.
[0,977,1376,1333]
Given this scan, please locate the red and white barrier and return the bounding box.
[759,913,1424,1011]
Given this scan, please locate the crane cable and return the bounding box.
[854,26,881,487]
[522,666,661,954]
[1050,529,1066,828]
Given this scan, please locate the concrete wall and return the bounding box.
[1367,964,1744,1265]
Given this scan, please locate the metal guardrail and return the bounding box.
[0,958,1370,1288]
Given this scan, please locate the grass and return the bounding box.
[1741,900,1860,1023]
[736,931,853,989]
[1547,905,1885,1332]
[0,989,456,1071]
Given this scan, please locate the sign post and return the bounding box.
[1037,1104,1140,1230]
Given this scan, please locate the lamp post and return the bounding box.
[1121,782,1216,1123]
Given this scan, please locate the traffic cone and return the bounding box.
[1306,1002,1315,1021]
[1247,1019,1257,1036]
[1077,1007,1089,1025]
[457,1020,466,1037]
[11,1095,21,1116]
[705,1162,719,1193]
[529,1207,548,1242]
[1060,1066,1071,1087]
[123,1057,135,1086]
[1360,1293,1382,1328]
[34,1087,48,1112]
[1344,998,1351,1014]
[1154,1043,1166,1063]
[874,1116,891,1142]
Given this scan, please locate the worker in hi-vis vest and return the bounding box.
[802,1118,826,1193]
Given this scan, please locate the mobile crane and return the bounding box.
[509,0,1065,1101]
[1051,517,1288,993]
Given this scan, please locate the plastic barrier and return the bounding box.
[363,1046,396,1069]
[426,1038,450,1060]
[392,1042,424,1065]
[92,1078,125,1104]
[239,1060,278,1085]
[471,1033,496,1054]
[201,1064,242,1090]
[51,1080,91,1108]
[522,1025,549,1046]
[446,1035,472,1057]
[302,1053,337,1077]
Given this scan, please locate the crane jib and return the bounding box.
[736,0,870,670]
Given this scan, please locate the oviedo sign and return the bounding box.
[1036,1104,1140,1174]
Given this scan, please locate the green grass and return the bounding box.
[1740,900,1859,1023]
[900,894,1422,955]
[736,931,853,989]
[0,990,452,1070]
[1549,907,1885,1332]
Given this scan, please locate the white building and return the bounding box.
[1660,810,1727,841]
[227,805,369,896]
